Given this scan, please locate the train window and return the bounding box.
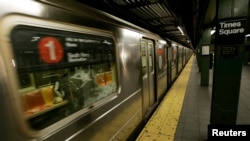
[172,46,177,65]
[148,42,154,71]
[157,43,167,73]
[11,25,117,130]
[141,39,155,75]
[178,47,183,63]
[141,41,147,76]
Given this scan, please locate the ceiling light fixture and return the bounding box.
[211,29,216,35]
[211,27,216,35]
[177,26,184,35]
[245,34,250,37]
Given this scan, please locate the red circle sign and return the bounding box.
[38,37,63,64]
[157,48,163,55]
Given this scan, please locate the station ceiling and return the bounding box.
[78,0,214,49]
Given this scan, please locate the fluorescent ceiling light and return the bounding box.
[177,26,184,35]
[245,34,250,37]
[210,29,216,35]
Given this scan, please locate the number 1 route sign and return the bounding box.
[38,37,64,64]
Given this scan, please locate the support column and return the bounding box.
[210,0,249,124]
[200,28,211,86]
[196,41,201,72]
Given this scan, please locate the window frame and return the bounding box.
[0,15,121,138]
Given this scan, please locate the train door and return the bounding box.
[178,46,183,73]
[171,46,178,82]
[156,41,168,100]
[167,46,173,86]
[140,38,156,118]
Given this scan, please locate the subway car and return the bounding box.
[0,0,193,141]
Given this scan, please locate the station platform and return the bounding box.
[136,55,250,141]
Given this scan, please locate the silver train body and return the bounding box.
[0,0,193,141]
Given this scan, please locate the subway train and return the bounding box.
[0,0,193,141]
